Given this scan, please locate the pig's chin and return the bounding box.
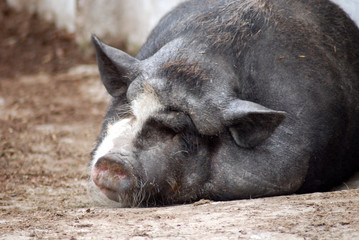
[90,179,176,207]
[90,174,148,207]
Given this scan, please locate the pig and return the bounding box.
[89,0,359,207]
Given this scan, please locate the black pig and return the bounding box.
[89,0,359,207]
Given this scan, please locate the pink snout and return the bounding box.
[92,154,134,202]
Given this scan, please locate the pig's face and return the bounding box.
[90,36,285,207]
[92,86,212,206]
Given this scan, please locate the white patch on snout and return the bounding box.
[91,88,164,170]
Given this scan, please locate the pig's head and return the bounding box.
[90,35,285,207]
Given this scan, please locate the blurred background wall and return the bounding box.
[6,0,185,53]
[6,0,77,33]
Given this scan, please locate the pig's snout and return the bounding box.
[92,154,135,202]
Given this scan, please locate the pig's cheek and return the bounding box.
[164,134,188,158]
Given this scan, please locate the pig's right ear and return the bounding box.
[222,99,286,148]
[91,35,139,97]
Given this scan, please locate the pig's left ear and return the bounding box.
[91,35,139,97]
[222,99,286,148]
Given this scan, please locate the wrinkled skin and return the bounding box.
[89,0,359,207]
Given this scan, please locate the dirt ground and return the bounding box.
[1,2,359,240]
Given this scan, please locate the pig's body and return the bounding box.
[90,0,359,207]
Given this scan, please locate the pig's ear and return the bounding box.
[91,35,139,97]
[222,99,286,148]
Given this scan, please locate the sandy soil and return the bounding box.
[1,2,359,240]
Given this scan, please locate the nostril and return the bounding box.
[92,154,135,202]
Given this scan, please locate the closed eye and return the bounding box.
[153,109,195,133]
